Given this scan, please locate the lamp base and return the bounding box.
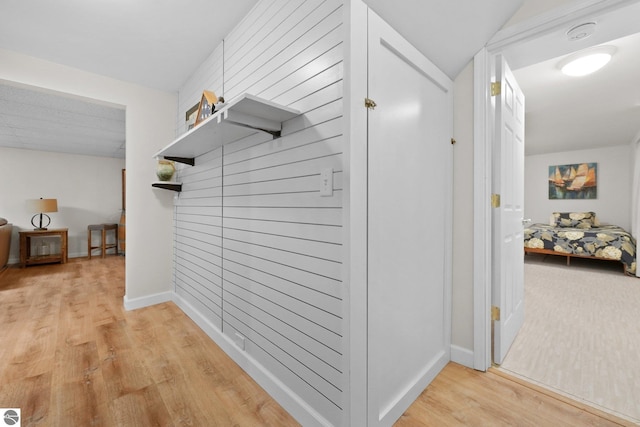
[31,213,51,230]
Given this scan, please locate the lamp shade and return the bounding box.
[28,198,58,213]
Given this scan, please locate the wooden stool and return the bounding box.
[88,224,118,259]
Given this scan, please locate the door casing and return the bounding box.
[473,0,639,370]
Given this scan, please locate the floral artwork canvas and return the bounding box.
[548,162,597,199]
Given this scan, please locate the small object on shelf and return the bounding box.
[195,90,218,126]
[37,239,50,256]
[214,96,226,111]
[156,159,176,181]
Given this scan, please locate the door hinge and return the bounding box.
[491,82,501,96]
[365,98,377,110]
[491,193,501,208]
[491,305,500,321]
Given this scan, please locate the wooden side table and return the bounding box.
[19,228,68,268]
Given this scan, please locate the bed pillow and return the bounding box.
[552,212,598,229]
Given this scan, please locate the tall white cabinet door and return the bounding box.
[367,9,453,427]
[491,54,525,365]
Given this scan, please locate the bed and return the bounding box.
[523,212,637,276]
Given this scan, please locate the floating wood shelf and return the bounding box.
[153,94,300,165]
[151,181,182,192]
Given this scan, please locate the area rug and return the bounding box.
[499,255,640,424]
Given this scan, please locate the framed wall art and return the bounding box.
[185,103,199,131]
[548,162,597,199]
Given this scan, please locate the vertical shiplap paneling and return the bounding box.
[173,148,224,329]
[174,0,345,424]
[223,0,345,424]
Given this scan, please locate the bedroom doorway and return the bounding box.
[496,30,640,424]
[475,0,640,369]
[482,0,640,422]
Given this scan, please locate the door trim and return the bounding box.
[345,0,369,425]
[472,0,638,371]
[473,47,493,370]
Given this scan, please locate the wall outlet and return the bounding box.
[233,332,246,351]
[320,168,333,196]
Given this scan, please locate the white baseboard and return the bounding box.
[123,291,173,311]
[379,351,449,426]
[172,292,330,427]
[450,344,475,368]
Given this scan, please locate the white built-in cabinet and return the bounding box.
[346,4,453,426]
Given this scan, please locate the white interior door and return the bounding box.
[492,54,525,365]
[367,9,453,426]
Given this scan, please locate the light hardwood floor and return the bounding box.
[0,257,635,426]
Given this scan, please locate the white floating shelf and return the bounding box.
[153,94,300,162]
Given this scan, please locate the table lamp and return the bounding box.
[28,198,58,230]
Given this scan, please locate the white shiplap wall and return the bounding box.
[173,0,345,424]
[174,147,224,329]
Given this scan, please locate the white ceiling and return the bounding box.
[0,0,259,93]
[0,0,524,159]
[504,0,640,155]
[0,0,259,159]
[515,31,640,155]
[0,80,126,158]
[3,0,636,159]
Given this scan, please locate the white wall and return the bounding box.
[450,61,475,361]
[525,145,632,230]
[0,147,124,262]
[0,48,177,302]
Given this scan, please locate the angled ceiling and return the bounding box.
[0,0,259,93]
[362,0,525,78]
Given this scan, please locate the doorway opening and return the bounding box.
[476,4,640,421]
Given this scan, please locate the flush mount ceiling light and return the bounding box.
[558,46,616,77]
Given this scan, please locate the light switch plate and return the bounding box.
[320,168,333,196]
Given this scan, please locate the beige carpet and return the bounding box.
[499,254,640,424]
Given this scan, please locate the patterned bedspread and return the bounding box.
[524,223,637,275]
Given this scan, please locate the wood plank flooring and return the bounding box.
[0,257,635,426]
